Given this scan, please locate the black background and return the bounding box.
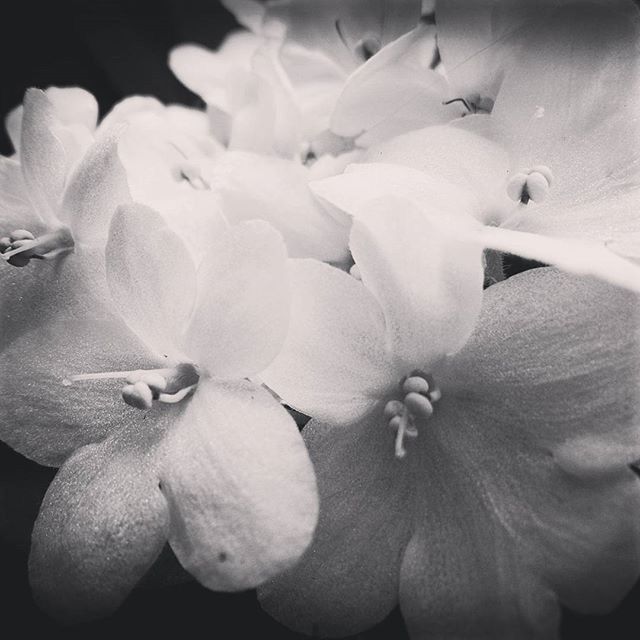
[1,1,639,637]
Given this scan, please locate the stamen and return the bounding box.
[64,363,200,410]
[1,226,74,267]
[386,372,441,459]
[507,166,553,205]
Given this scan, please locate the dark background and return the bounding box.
[1,1,640,637]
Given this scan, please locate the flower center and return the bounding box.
[443,95,494,116]
[506,165,553,205]
[0,226,74,267]
[384,371,441,459]
[63,362,200,411]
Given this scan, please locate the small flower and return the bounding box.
[0,88,130,267]
[257,200,640,638]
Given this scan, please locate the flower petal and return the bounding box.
[444,267,640,455]
[207,150,350,262]
[0,156,40,232]
[185,220,290,377]
[261,259,394,424]
[259,414,415,637]
[479,225,640,294]
[331,25,451,144]
[106,203,197,360]
[311,161,476,223]
[61,126,131,246]
[350,196,484,370]
[435,0,547,102]
[362,123,513,223]
[19,88,67,223]
[491,4,640,208]
[44,86,98,132]
[29,422,170,623]
[0,249,160,466]
[159,379,317,590]
[399,433,560,639]
[267,0,421,71]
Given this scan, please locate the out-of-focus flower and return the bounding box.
[1,204,317,622]
[170,0,430,157]
[0,88,129,268]
[258,200,640,638]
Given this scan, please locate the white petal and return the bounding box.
[262,259,395,424]
[106,203,197,359]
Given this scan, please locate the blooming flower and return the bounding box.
[1,203,318,622]
[258,199,640,638]
[310,4,640,292]
[0,88,129,268]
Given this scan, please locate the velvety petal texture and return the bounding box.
[0,249,162,466]
[260,414,415,637]
[160,379,318,591]
[62,126,131,246]
[262,259,395,424]
[29,415,171,623]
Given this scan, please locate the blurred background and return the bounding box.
[1,1,640,637]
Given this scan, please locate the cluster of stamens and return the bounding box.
[506,165,553,204]
[63,363,200,411]
[0,227,74,267]
[384,371,441,459]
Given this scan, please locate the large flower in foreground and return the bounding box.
[1,205,317,622]
[259,200,640,638]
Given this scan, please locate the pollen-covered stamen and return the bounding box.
[507,166,553,205]
[1,226,74,267]
[64,362,200,410]
[384,371,441,459]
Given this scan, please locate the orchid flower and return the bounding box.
[258,198,640,639]
[1,203,318,622]
[0,88,129,268]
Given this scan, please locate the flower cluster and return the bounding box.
[2,0,640,637]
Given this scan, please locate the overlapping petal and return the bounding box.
[350,197,484,370]
[29,417,171,623]
[185,220,289,378]
[331,24,451,145]
[206,150,350,262]
[160,378,317,590]
[259,414,414,637]
[0,250,160,465]
[106,204,197,361]
[19,89,67,223]
[61,126,131,246]
[261,259,394,424]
